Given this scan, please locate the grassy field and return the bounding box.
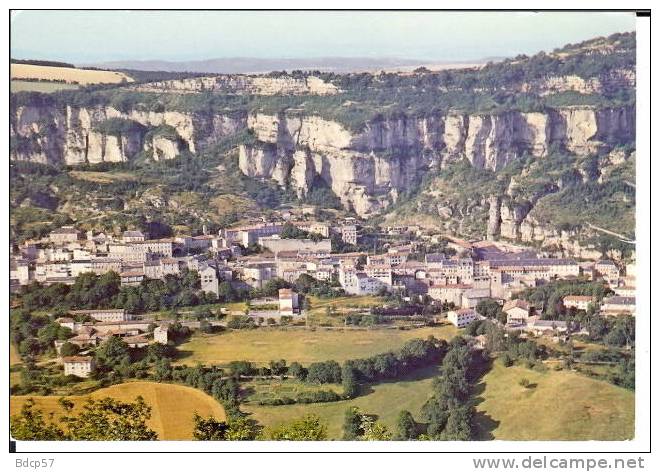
[306,295,387,326]
[241,378,343,405]
[473,362,635,440]
[175,325,458,366]
[307,295,384,313]
[10,381,225,440]
[11,63,132,85]
[244,366,439,438]
[10,80,79,93]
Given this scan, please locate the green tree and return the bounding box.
[440,406,473,441]
[342,406,363,440]
[288,362,307,381]
[394,410,417,440]
[152,358,172,381]
[59,342,79,357]
[268,414,327,440]
[217,281,235,302]
[341,361,360,398]
[60,396,157,440]
[306,360,342,384]
[10,399,66,440]
[360,416,392,441]
[11,396,157,440]
[192,414,260,440]
[475,299,503,319]
[262,278,291,297]
[96,336,130,368]
[499,352,514,367]
[269,359,287,377]
[19,338,41,357]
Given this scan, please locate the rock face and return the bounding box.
[10,104,247,165]
[486,196,501,240]
[517,69,636,96]
[10,100,635,217]
[130,75,339,96]
[237,106,634,215]
[146,135,182,161]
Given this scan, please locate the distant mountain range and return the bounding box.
[82,57,492,74]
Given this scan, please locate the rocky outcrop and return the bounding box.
[130,75,339,96]
[237,105,634,215]
[485,146,635,258]
[145,135,182,161]
[10,98,635,217]
[518,69,636,96]
[486,196,501,240]
[10,104,247,165]
[499,200,534,240]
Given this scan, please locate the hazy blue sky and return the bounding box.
[11,11,636,63]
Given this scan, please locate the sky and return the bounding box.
[10,11,636,63]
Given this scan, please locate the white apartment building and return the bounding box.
[63,356,95,378]
[199,265,219,296]
[364,264,393,287]
[69,309,130,322]
[447,308,478,328]
[278,288,300,315]
[341,225,357,245]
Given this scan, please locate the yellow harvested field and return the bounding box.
[11,64,132,85]
[10,381,226,440]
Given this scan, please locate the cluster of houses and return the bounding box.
[445,300,571,336]
[12,222,636,319]
[441,255,636,336]
[10,226,231,296]
[13,219,636,376]
[10,219,361,298]
[57,308,170,378]
[218,223,636,329]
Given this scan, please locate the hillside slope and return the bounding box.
[10,32,636,255]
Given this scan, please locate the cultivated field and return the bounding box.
[11,63,132,85]
[10,381,226,440]
[175,325,458,366]
[10,80,79,93]
[244,365,439,438]
[473,363,635,440]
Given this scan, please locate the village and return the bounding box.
[9,211,636,379]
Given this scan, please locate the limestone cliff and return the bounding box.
[10,104,247,165]
[517,68,636,96]
[237,106,634,216]
[130,75,339,96]
[10,101,635,218]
